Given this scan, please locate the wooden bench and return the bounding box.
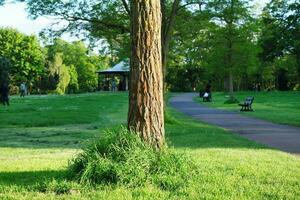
[238,97,254,111]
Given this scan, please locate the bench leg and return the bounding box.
[240,106,244,111]
[250,106,253,111]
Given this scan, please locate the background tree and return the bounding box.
[206,0,254,100]
[47,53,70,94]
[166,6,210,91]
[0,28,45,93]
[45,39,106,92]
[68,65,79,93]
[166,0,261,93]
[259,0,300,90]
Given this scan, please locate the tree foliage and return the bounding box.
[0,28,45,91]
[0,28,109,94]
[260,0,300,90]
[45,39,107,93]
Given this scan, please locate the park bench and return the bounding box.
[238,96,254,111]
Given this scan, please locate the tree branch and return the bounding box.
[176,0,207,12]
[62,15,130,33]
[121,0,131,16]
[163,0,180,41]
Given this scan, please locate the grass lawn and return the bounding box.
[195,91,300,127]
[0,92,299,199]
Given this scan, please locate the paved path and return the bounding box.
[169,93,300,155]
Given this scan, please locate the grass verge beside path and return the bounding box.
[0,93,299,199]
[195,91,300,127]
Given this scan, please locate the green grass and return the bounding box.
[0,92,128,128]
[196,91,300,127]
[0,92,299,199]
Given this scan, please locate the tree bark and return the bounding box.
[128,0,164,149]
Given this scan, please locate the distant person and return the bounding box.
[111,79,116,92]
[204,81,212,101]
[252,83,257,91]
[205,81,212,94]
[257,83,261,92]
[1,83,9,106]
[118,80,123,91]
[20,82,27,97]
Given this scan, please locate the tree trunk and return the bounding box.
[228,0,235,99]
[128,0,164,149]
[227,39,234,98]
[161,0,180,83]
[296,49,300,84]
[229,69,234,96]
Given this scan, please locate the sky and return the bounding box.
[0,1,270,42]
[0,3,52,36]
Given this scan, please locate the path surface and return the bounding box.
[169,93,300,155]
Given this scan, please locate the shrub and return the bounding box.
[224,95,239,104]
[68,127,196,191]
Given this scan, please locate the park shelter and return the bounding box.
[96,61,130,91]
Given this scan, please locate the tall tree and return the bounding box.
[260,0,300,87]
[166,7,211,91]
[207,0,253,99]
[0,28,45,90]
[46,39,102,92]
[128,0,164,148]
[47,53,70,94]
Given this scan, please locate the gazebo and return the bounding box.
[96,61,130,91]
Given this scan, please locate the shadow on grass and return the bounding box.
[0,170,67,188]
[0,125,104,149]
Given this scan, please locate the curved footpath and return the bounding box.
[169,93,300,156]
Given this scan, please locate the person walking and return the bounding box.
[1,82,9,106]
[111,79,116,92]
[20,82,27,97]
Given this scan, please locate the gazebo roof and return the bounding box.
[97,61,130,74]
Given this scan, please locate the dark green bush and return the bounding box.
[68,127,196,191]
[224,96,239,104]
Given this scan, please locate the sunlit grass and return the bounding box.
[0,92,299,199]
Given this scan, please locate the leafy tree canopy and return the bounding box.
[0,28,45,87]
